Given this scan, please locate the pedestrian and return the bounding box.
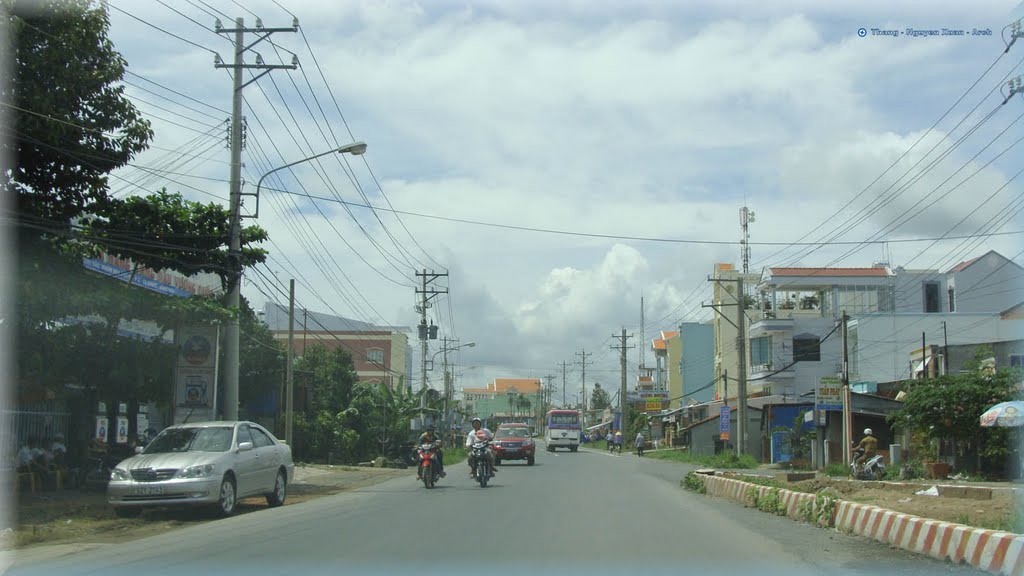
[635,431,645,457]
[613,429,623,453]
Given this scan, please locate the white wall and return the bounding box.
[850,313,1021,383]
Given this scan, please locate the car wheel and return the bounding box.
[527,455,535,466]
[217,475,237,517]
[113,506,141,518]
[266,469,287,507]
[495,458,501,466]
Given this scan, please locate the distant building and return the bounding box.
[262,302,411,389]
[462,378,542,426]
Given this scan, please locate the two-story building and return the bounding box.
[263,302,411,389]
[748,250,1022,401]
[461,378,543,427]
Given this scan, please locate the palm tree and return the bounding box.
[517,396,531,422]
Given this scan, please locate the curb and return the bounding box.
[696,473,1024,576]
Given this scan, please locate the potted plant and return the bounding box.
[919,437,950,479]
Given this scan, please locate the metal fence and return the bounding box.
[2,400,70,450]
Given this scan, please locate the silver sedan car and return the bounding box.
[107,421,294,517]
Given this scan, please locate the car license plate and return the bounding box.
[133,486,164,496]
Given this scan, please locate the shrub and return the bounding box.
[681,471,706,493]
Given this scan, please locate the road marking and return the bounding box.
[579,448,622,459]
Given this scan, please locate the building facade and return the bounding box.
[263,303,410,388]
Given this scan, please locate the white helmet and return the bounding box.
[864,428,873,436]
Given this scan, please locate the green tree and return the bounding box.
[82,189,269,293]
[238,299,283,412]
[590,383,611,411]
[4,0,151,232]
[295,344,358,416]
[888,347,1019,472]
[6,1,265,410]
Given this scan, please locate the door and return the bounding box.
[249,425,280,490]
[233,425,261,497]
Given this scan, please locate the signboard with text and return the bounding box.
[719,406,731,441]
[173,325,220,424]
[816,376,843,412]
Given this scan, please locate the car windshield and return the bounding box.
[496,428,529,438]
[143,427,234,454]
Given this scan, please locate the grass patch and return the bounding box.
[647,449,758,469]
[823,463,849,477]
[445,446,468,466]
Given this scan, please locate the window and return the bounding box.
[250,427,275,448]
[750,336,772,368]
[367,348,385,364]
[237,425,253,446]
[924,282,940,313]
[948,287,956,313]
[792,334,821,362]
[1011,355,1024,369]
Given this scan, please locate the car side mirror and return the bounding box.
[238,441,254,452]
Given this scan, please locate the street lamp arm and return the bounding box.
[255,142,367,197]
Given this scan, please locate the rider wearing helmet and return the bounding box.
[854,428,877,468]
[464,417,496,478]
[417,426,445,479]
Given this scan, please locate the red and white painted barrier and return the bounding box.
[695,474,1024,575]
[833,499,1024,575]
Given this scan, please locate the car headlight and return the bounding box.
[110,467,130,481]
[178,464,215,479]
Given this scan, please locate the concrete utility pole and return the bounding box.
[611,328,634,436]
[415,270,446,428]
[216,16,297,421]
[559,361,569,407]
[841,310,851,466]
[736,277,748,456]
[543,374,556,420]
[576,350,592,418]
[286,279,295,445]
[442,337,451,435]
[703,274,748,455]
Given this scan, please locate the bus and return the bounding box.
[544,409,581,452]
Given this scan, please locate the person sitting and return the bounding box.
[416,427,445,479]
[50,434,67,468]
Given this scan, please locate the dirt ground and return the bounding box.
[788,477,1020,532]
[0,465,408,552]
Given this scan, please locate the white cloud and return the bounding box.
[99,0,1024,387]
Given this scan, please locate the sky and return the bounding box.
[95,0,1024,403]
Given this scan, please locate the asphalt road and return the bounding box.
[5,443,986,576]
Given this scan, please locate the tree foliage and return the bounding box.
[590,383,611,411]
[82,189,269,292]
[888,371,1017,443]
[4,0,151,231]
[888,347,1020,470]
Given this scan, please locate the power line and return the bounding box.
[250,182,1024,246]
[107,2,219,55]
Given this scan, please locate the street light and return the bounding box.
[433,341,475,435]
[242,142,367,444]
[254,142,368,217]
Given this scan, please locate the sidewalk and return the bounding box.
[2,463,409,560]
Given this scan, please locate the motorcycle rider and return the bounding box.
[853,428,878,471]
[416,426,445,479]
[465,417,496,478]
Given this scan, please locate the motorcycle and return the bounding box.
[851,447,886,480]
[471,440,493,488]
[417,443,442,489]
